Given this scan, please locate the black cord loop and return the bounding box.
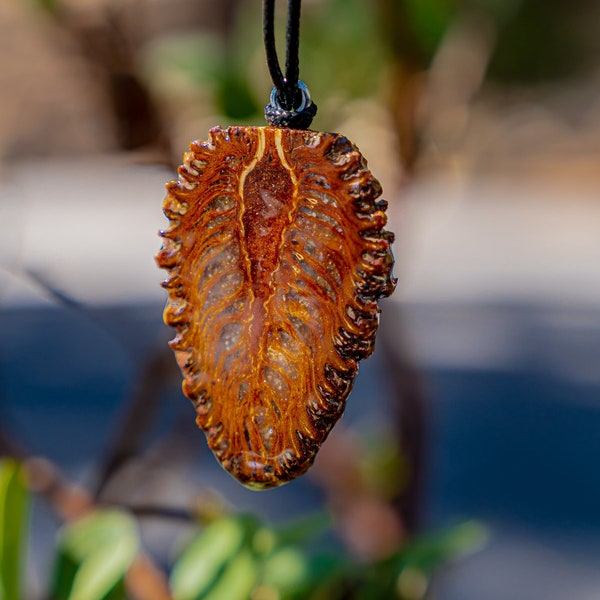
[263,0,317,129]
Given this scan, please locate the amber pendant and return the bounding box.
[157,125,395,488]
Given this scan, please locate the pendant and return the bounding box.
[156,125,395,488]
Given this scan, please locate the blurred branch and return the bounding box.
[8,268,195,506]
[94,400,207,514]
[366,9,496,529]
[311,429,407,561]
[22,268,149,358]
[380,322,428,534]
[35,0,168,153]
[125,504,195,522]
[311,323,429,555]
[418,11,496,159]
[0,428,27,462]
[376,2,496,174]
[93,345,179,499]
[376,0,429,174]
[126,555,173,600]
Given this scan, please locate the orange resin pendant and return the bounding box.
[157,125,395,488]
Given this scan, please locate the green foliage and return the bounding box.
[350,520,488,599]
[140,0,589,136]
[0,458,485,599]
[149,34,225,86]
[143,30,260,123]
[214,68,260,121]
[402,0,461,55]
[0,460,30,600]
[171,513,333,600]
[170,511,486,600]
[50,509,139,600]
[357,432,409,500]
[142,0,390,128]
[399,0,587,82]
[30,0,60,18]
[300,0,390,103]
[487,0,588,82]
[171,515,256,600]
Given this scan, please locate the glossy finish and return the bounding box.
[157,126,395,488]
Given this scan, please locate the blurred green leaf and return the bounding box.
[171,515,259,600]
[353,520,488,598]
[170,508,486,600]
[358,432,408,500]
[400,520,489,571]
[261,546,308,593]
[215,69,259,120]
[280,552,348,600]
[31,0,60,17]
[203,549,256,600]
[275,512,331,547]
[259,548,348,600]
[50,509,138,600]
[143,33,224,87]
[488,0,586,82]
[403,0,459,54]
[0,460,29,600]
[301,0,389,104]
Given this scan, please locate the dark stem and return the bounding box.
[380,313,428,534]
[92,346,178,499]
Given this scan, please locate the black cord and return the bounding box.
[284,0,301,104]
[263,0,317,129]
[263,0,285,95]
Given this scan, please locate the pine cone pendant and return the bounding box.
[156,126,396,489]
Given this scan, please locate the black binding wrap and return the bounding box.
[263,0,317,129]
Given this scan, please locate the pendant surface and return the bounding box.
[157,126,395,488]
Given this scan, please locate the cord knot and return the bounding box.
[265,81,317,129]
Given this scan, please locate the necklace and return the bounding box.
[156,0,396,489]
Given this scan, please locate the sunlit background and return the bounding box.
[1,0,599,598]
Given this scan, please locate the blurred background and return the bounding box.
[1,0,600,598]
